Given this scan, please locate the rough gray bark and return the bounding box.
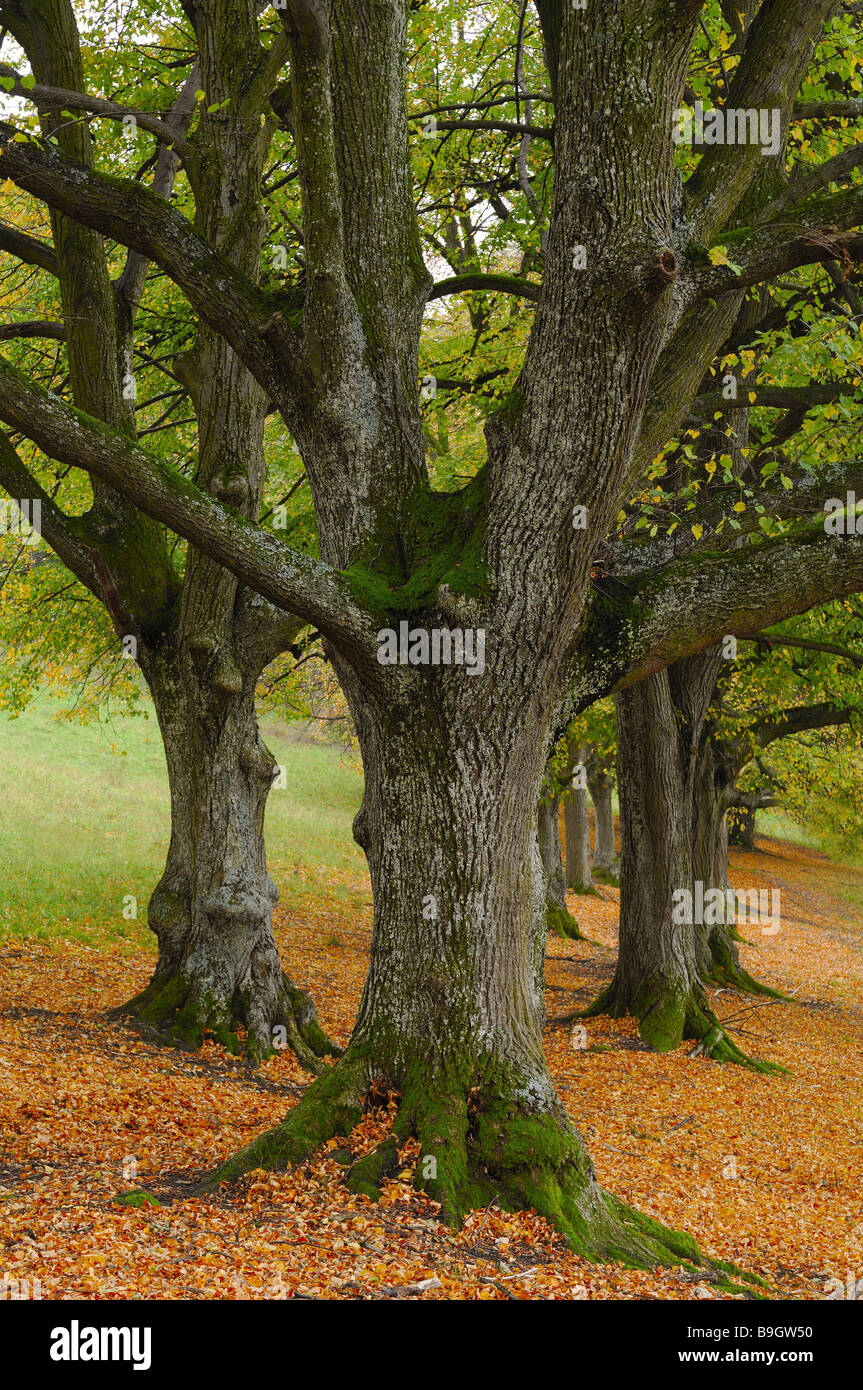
[121,612,335,1069]
[586,649,782,1068]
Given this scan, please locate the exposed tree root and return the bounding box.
[704,927,789,1000]
[583,977,787,1073]
[345,1135,401,1200]
[198,1057,367,1189]
[196,1051,764,1284]
[114,970,341,1072]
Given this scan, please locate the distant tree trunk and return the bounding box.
[539,791,582,939]
[565,745,592,893]
[584,668,705,1052]
[586,652,780,1069]
[587,759,618,877]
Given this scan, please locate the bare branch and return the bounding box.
[0,320,65,341]
[0,63,194,160]
[0,218,57,275]
[427,273,541,303]
[747,632,863,668]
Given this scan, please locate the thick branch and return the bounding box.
[0,320,65,341]
[684,0,840,240]
[759,143,863,219]
[0,355,378,668]
[430,118,553,140]
[427,273,541,303]
[566,519,863,714]
[0,131,303,403]
[747,631,863,667]
[754,702,852,744]
[793,99,863,120]
[690,379,858,417]
[0,63,194,159]
[0,218,58,274]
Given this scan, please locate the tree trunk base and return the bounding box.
[591,865,620,887]
[583,978,786,1074]
[545,897,584,940]
[703,927,788,1000]
[196,1049,763,1284]
[114,969,341,1072]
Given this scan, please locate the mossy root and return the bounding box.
[196,1053,761,1287]
[583,978,787,1072]
[115,971,341,1073]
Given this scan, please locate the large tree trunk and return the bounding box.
[203,687,701,1267]
[113,2,337,1068]
[587,759,618,878]
[564,746,592,893]
[585,670,707,1052]
[117,644,337,1070]
[586,654,782,1069]
[691,732,780,998]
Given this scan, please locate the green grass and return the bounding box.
[0,695,366,951]
[754,810,820,850]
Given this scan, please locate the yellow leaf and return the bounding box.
[733,501,745,512]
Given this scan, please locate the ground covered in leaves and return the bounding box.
[1,837,861,1300]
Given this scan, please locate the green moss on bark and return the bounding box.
[196,1045,763,1284]
[585,975,787,1072]
[545,898,584,940]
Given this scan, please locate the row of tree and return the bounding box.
[0,0,861,1267]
